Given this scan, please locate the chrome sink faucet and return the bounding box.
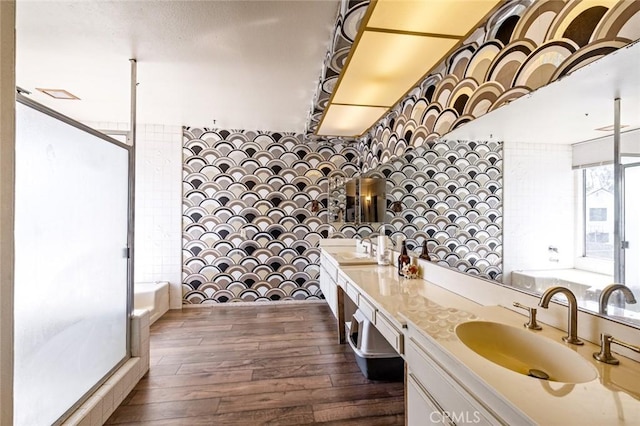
[599,284,637,315]
[538,286,584,345]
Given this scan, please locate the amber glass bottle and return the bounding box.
[419,240,431,261]
[397,240,410,276]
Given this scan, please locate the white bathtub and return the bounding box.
[134,281,169,324]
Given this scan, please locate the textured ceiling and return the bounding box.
[16,0,339,132]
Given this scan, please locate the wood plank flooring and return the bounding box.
[106,303,404,425]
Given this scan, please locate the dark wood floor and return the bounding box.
[106,303,405,425]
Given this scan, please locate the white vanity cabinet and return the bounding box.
[318,247,640,425]
[405,325,532,426]
[319,251,350,344]
[319,249,527,425]
[334,264,404,355]
[320,249,405,352]
[407,374,453,426]
[319,252,339,318]
[405,335,494,426]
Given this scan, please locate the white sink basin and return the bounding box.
[334,252,378,265]
[455,321,597,384]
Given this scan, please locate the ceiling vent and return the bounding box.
[36,88,80,100]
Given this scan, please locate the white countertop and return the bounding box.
[322,248,640,425]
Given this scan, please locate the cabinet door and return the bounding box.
[319,265,329,297]
[319,265,337,318]
[407,374,453,426]
[406,334,503,425]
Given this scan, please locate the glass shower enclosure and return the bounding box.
[14,96,132,425]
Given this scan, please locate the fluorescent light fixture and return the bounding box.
[595,124,629,131]
[368,0,501,36]
[36,88,80,100]
[316,0,502,137]
[317,104,388,137]
[332,31,458,107]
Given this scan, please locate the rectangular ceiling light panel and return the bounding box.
[317,104,389,136]
[368,0,502,36]
[331,31,458,107]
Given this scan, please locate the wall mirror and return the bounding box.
[363,42,640,328]
[444,41,640,328]
[358,177,386,223]
[329,176,386,224]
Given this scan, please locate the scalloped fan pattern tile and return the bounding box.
[307,0,640,140]
[182,128,359,304]
[385,141,502,281]
[331,140,503,282]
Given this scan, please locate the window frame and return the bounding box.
[575,167,614,275]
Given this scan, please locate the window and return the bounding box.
[583,165,614,260]
[589,208,607,221]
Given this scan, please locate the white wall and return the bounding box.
[133,124,182,309]
[0,2,15,424]
[503,142,574,284]
[86,121,183,309]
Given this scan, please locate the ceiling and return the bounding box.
[445,40,640,145]
[16,0,339,132]
[15,1,640,144]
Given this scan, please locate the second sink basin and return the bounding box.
[334,252,377,265]
[455,321,597,383]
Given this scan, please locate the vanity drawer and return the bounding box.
[323,259,338,282]
[358,294,377,324]
[376,311,404,354]
[336,271,349,290]
[406,337,493,426]
[345,282,360,305]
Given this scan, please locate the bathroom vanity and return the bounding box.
[320,244,640,425]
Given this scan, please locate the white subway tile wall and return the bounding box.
[134,124,182,308]
[503,142,574,285]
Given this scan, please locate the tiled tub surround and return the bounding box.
[134,281,170,325]
[321,247,640,425]
[182,127,361,304]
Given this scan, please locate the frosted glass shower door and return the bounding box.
[14,100,130,425]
